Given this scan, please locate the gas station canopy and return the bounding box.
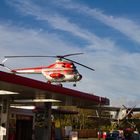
[0,71,109,107]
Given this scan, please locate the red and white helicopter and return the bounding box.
[0,53,95,86]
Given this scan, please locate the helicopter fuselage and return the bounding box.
[11,60,82,83]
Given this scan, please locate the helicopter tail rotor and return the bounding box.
[0,58,12,71]
[0,58,7,67]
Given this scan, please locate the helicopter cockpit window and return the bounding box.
[72,64,76,68]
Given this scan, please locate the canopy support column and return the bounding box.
[34,102,52,140]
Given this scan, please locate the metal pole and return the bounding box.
[98,97,101,140]
[44,102,52,140]
[34,102,52,140]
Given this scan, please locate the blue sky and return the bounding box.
[0,0,140,107]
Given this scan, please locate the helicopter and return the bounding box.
[0,53,95,86]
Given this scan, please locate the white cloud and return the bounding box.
[57,0,140,44]
[0,23,140,107]
[0,24,81,62]
[6,0,116,52]
[1,0,140,107]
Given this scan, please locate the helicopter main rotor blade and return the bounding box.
[58,53,84,58]
[63,57,95,71]
[4,55,56,58]
[5,53,83,59]
[4,53,94,71]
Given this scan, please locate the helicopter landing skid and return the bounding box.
[56,83,63,87]
[47,81,63,87]
[73,83,76,87]
[47,81,77,87]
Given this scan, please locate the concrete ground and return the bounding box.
[79,138,104,140]
[65,137,103,140]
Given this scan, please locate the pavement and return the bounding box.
[79,138,103,140]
